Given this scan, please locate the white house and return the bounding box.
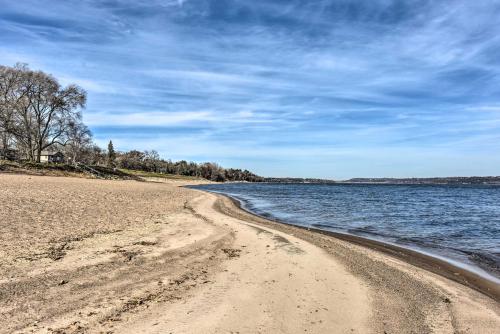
[40,150,65,163]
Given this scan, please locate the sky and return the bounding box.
[1,0,500,179]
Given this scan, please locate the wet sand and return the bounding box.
[223,195,500,302]
[0,174,499,333]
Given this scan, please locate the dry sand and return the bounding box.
[0,174,499,333]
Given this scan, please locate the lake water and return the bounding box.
[191,183,500,281]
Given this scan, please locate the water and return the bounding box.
[191,183,500,281]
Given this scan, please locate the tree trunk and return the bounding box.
[0,132,7,158]
[36,146,42,163]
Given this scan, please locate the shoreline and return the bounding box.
[2,174,499,333]
[209,190,500,303]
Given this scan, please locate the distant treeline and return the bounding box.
[261,177,336,184]
[256,176,500,185]
[0,63,261,182]
[343,177,500,185]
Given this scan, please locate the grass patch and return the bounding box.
[118,169,203,181]
[22,161,81,172]
[0,160,85,177]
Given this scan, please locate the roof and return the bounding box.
[40,150,64,156]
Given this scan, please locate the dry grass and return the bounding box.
[118,168,204,181]
[0,160,205,181]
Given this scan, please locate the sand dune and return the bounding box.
[0,174,498,333]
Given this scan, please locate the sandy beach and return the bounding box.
[1,174,499,333]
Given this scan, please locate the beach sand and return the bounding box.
[0,174,499,333]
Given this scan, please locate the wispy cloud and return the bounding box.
[1,0,500,178]
[85,111,214,127]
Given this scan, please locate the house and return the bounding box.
[40,150,65,163]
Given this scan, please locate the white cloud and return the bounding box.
[85,111,214,126]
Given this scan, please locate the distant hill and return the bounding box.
[342,176,500,185]
[261,177,336,184]
[259,176,500,185]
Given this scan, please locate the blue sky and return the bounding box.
[1,0,500,179]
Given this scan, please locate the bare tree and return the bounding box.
[144,150,160,172]
[65,120,92,165]
[0,64,27,158]
[80,144,105,165]
[7,66,86,162]
[117,149,143,170]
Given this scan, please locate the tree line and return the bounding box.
[0,64,262,182]
[107,145,262,182]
